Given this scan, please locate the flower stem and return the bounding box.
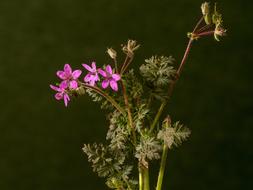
[177,38,193,76]
[121,80,137,144]
[139,166,143,190]
[148,16,201,134]
[197,30,215,37]
[114,58,119,74]
[81,83,125,115]
[193,16,204,33]
[120,55,134,75]
[156,144,168,190]
[143,167,150,190]
[149,101,167,133]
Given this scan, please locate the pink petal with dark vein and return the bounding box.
[84,73,92,82]
[106,65,112,74]
[55,92,63,100]
[60,80,68,89]
[64,64,72,76]
[112,74,121,81]
[72,70,82,79]
[91,62,96,70]
[64,94,70,107]
[98,69,107,77]
[50,85,60,92]
[69,80,78,89]
[102,80,109,89]
[82,64,93,72]
[110,80,118,91]
[57,71,66,80]
[89,80,96,86]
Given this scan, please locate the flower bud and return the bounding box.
[107,48,117,59]
[201,2,212,25]
[163,115,172,128]
[201,2,210,15]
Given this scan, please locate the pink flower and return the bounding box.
[56,64,82,89]
[50,81,70,107]
[82,62,100,86]
[98,65,121,91]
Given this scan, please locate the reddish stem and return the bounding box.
[177,38,193,76]
[197,30,214,37]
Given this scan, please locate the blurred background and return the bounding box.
[0,0,252,189]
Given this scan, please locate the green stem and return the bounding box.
[149,101,167,133]
[139,166,143,190]
[156,144,169,190]
[149,17,205,134]
[81,83,125,115]
[143,167,150,190]
[149,37,194,134]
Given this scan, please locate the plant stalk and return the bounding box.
[156,144,169,190]
[143,167,150,190]
[121,80,137,145]
[149,16,207,134]
[82,83,125,115]
[139,166,143,190]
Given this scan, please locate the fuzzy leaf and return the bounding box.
[140,55,176,88]
[135,136,161,168]
[157,121,191,149]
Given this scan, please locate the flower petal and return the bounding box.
[101,79,109,89]
[50,84,60,92]
[84,73,92,82]
[60,80,68,89]
[110,80,118,91]
[98,69,107,77]
[94,73,100,81]
[64,94,70,107]
[106,65,113,74]
[89,80,96,86]
[82,64,93,72]
[112,74,121,81]
[55,92,63,100]
[64,64,72,76]
[56,71,66,80]
[91,62,96,70]
[69,80,78,89]
[72,70,82,79]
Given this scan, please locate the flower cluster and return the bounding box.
[50,62,121,106]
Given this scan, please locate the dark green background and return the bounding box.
[0,0,252,189]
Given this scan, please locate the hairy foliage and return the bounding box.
[133,104,149,132]
[157,121,191,149]
[140,56,176,88]
[107,111,129,151]
[123,69,143,100]
[106,166,138,190]
[135,136,161,168]
[82,143,121,177]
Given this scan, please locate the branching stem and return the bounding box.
[149,16,205,134]
[81,83,125,115]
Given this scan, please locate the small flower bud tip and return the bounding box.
[107,48,117,59]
